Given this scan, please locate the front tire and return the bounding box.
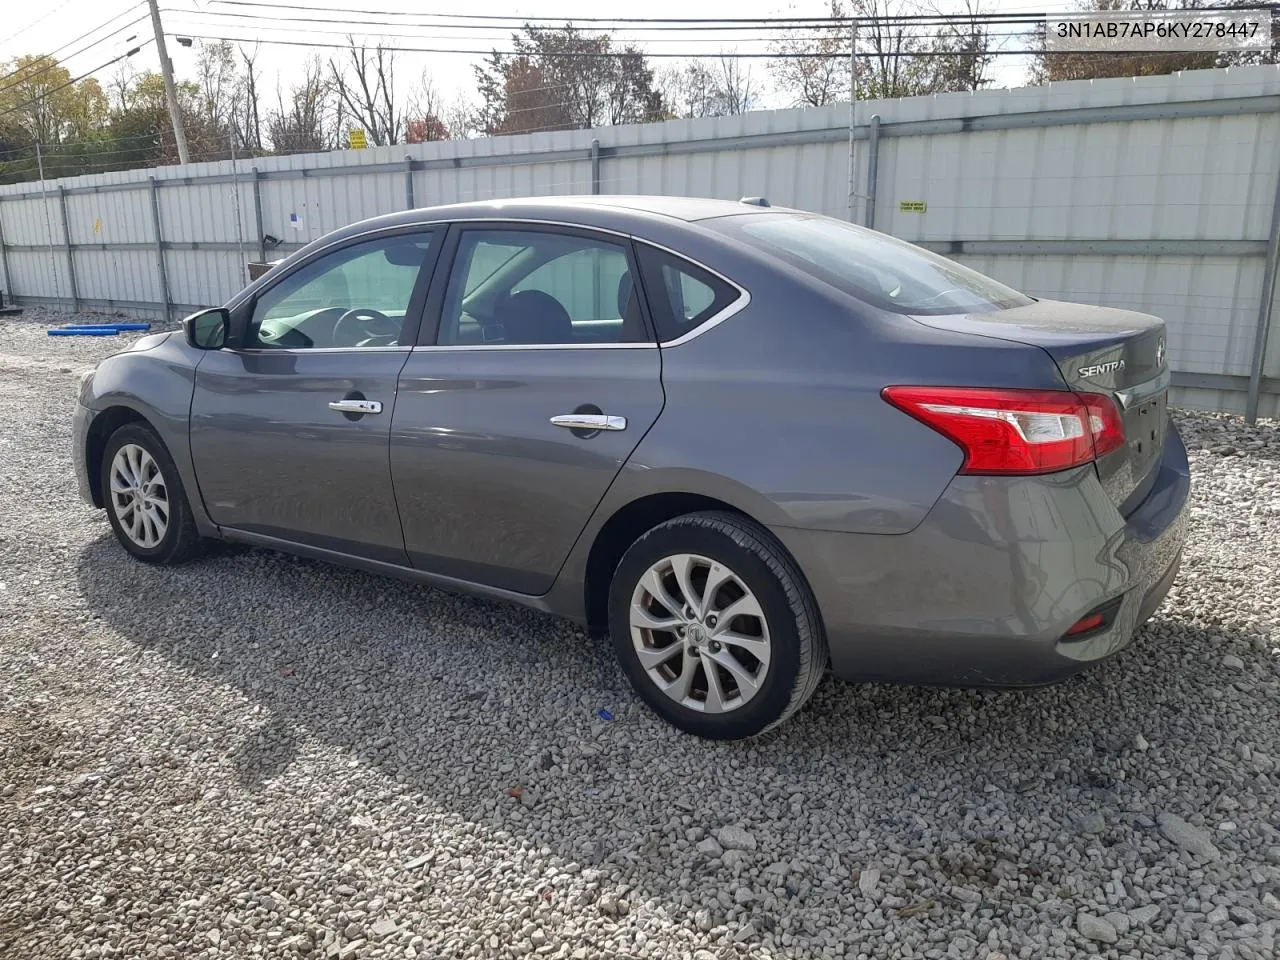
[607,511,827,740]
[101,423,203,564]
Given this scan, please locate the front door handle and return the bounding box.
[550,414,627,432]
[328,399,383,415]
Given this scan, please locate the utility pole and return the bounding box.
[846,18,859,223]
[147,0,190,165]
[35,143,61,299]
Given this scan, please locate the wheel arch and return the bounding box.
[85,406,152,508]
[577,483,818,641]
[582,493,748,636]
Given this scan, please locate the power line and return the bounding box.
[3,0,80,52]
[174,6,1050,34]
[163,13,1037,47]
[0,42,152,124]
[0,3,144,73]
[0,8,150,95]
[167,31,1059,59]
[206,1,1272,26]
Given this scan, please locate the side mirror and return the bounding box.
[183,308,229,350]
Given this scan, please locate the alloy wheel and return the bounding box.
[109,443,170,549]
[628,553,772,714]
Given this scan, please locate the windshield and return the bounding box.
[710,213,1033,315]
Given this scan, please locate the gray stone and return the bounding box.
[858,866,882,897]
[1104,912,1131,936]
[1158,812,1222,860]
[695,837,723,858]
[1129,905,1162,926]
[1075,811,1106,834]
[1077,913,1118,944]
[715,825,757,852]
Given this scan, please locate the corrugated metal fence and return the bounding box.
[1,65,1279,418]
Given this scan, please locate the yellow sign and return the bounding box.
[899,200,927,213]
[348,129,368,150]
[93,217,102,235]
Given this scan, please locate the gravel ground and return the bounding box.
[3,309,1280,960]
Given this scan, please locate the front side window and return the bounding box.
[708,213,1032,316]
[438,229,649,346]
[249,231,434,348]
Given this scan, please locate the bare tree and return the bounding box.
[329,37,402,146]
[196,41,240,132]
[769,0,993,104]
[925,0,995,92]
[405,68,450,140]
[713,53,755,116]
[660,57,755,118]
[440,95,477,140]
[769,1,851,106]
[238,44,264,153]
[659,62,718,118]
[268,56,334,155]
[107,61,137,113]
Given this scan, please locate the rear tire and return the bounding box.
[607,510,827,739]
[101,423,204,565]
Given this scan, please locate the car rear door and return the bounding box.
[189,228,440,564]
[390,223,664,594]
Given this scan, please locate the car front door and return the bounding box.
[190,228,440,564]
[390,224,665,594]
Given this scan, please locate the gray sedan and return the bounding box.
[73,196,1189,739]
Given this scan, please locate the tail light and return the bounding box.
[882,386,1125,476]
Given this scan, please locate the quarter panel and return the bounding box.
[642,279,1069,536]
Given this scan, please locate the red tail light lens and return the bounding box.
[882,386,1125,476]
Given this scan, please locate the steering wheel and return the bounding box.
[331,308,399,347]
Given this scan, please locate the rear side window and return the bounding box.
[636,245,740,343]
[708,213,1032,316]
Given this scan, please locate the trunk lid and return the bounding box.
[910,299,1169,512]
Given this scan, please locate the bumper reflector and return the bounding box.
[1062,597,1124,641]
[1065,612,1105,636]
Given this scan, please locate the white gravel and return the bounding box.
[3,310,1280,960]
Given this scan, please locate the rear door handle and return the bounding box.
[328,399,383,415]
[550,414,627,432]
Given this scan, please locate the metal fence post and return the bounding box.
[1246,164,1280,424]
[252,167,265,262]
[404,155,415,209]
[865,114,881,230]
[148,177,172,322]
[590,139,601,195]
[0,197,12,300]
[58,185,80,311]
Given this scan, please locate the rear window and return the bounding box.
[710,213,1032,316]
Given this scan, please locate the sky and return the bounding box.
[4,0,1081,123]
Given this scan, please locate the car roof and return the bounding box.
[323,195,803,247]
[417,195,789,222]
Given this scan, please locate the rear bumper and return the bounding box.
[771,420,1190,686]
